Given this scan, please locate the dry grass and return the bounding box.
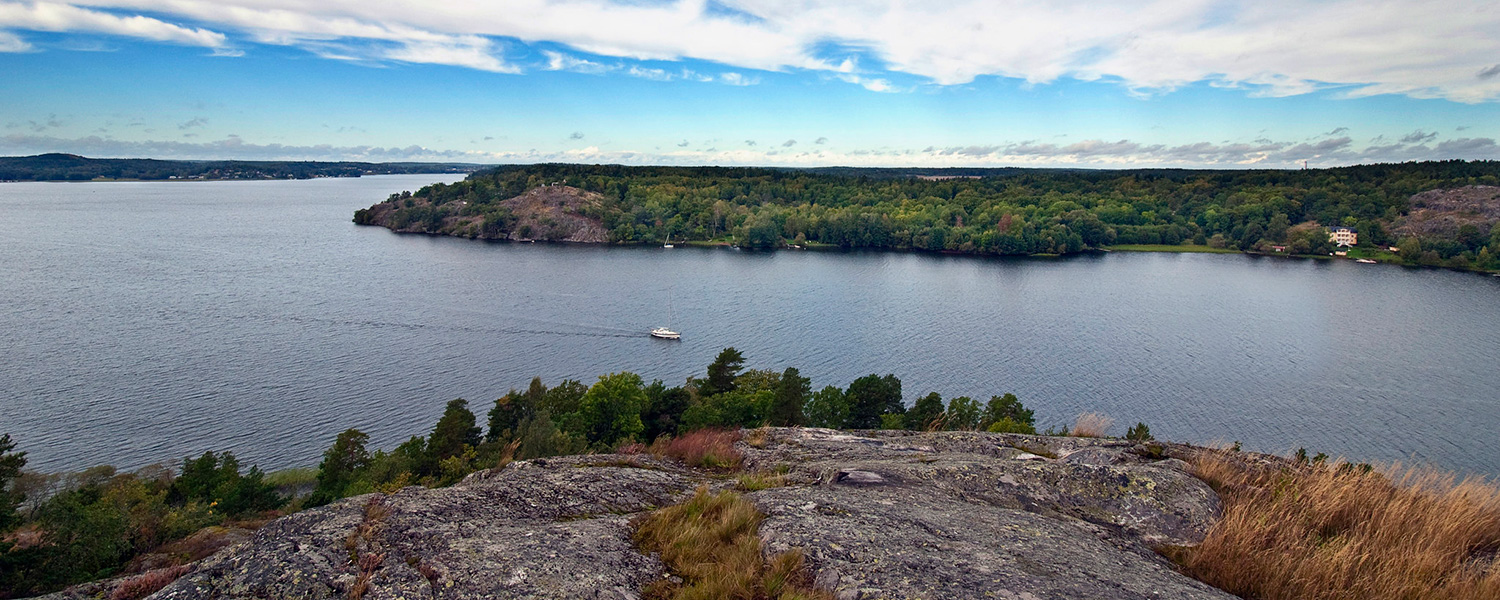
[110,564,192,600]
[745,427,772,449]
[633,486,830,600]
[1070,412,1114,438]
[650,429,744,470]
[1173,452,1500,600]
[345,496,390,600]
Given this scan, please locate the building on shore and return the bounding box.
[1329,226,1358,247]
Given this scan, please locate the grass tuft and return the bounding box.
[1172,452,1500,600]
[650,429,744,470]
[633,486,830,600]
[1070,412,1114,438]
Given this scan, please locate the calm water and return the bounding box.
[3,176,1499,475]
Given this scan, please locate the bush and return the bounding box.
[1125,422,1153,441]
[986,417,1035,434]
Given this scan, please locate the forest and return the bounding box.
[0,154,480,181]
[359,161,1500,270]
[0,348,1094,598]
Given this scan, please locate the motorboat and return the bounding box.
[650,327,681,340]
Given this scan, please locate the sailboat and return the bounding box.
[650,287,681,339]
[663,234,674,249]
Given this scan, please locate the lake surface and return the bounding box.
[3,176,1499,475]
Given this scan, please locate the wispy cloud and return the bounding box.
[0,0,1493,101]
[178,117,208,130]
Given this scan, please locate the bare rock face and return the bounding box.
[119,430,1232,600]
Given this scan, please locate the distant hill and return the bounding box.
[0,154,486,181]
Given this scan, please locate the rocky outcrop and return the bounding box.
[95,430,1234,600]
[354,185,608,243]
[1399,185,1500,237]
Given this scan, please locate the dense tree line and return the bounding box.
[304,347,1050,505]
[0,154,479,181]
[362,161,1500,270]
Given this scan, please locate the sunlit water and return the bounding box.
[3,176,1499,474]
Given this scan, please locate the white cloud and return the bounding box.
[717,72,759,86]
[12,130,1499,166]
[0,1,225,47]
[8,0,1497,100]
[627,65,673,81]
[0,29,32,51]
[543,49,613,74]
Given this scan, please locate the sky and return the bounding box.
[0,0,1498,168]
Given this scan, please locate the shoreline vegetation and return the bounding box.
[353,161,1500,275]
[4,347,1499,598]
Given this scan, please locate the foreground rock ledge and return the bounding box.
[71,429,1238,600]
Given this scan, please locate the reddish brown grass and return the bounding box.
[1070,412,1114,438]
[110,564,192,600]
[650,429,744,470]
[1175,452,1500,600]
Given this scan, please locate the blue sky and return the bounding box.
[1,0,1497,168]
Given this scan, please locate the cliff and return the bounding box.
[38,428,1237,599]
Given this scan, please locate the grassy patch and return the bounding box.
[736,471,788,492]
[1069,412,1114,438]
[1172,452,1500,600]
[634,487,830,600]
[650,429,744,470]
[1105,244,1241,254]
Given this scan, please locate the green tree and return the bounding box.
[702,347,745,396]
[879,413,906,430]
[769,367,810,426]
[907,392,945,431]
[1126,422,1154,441]
[642,381,691,440]
[1398,236,1423,263]
[846,374,903,429]
[428,399,482,466]
[944,396,981,430]
[574,372,647,447]
[487,391,525,443]
[0,434,26,531]
[805,385,849,429]
[312,428,371,504]
[980,393,1034,431]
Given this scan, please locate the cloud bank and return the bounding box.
[5,132,1495,168]
[0,0,1497,101]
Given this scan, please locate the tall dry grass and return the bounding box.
[633,486,829,600]
[1175,452,1500,600]
[1070,412,1114,438]
[649,429,744,470]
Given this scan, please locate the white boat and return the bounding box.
[663,234,674,249]
[650,327,680,340]
[1355,258,1377,264]
[650,287,680,339]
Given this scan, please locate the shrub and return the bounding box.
[986,417,1036,435]
[651,429,743,470]
[1173,453,1500,600]
[1070,413,1113,438]
[1125,422,1153,441]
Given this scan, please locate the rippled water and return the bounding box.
[3,176,1499,474]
